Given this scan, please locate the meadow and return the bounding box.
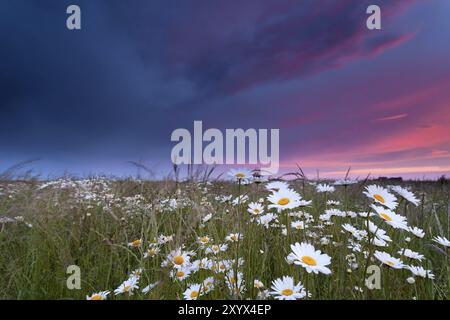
[0,168,449,300]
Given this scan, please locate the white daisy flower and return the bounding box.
[291,220,305,230]
[225,233,243,242]
[257,213,277,228]
[432,235,450,247]
[170,266,193,281]
[265,181,290,193]
[247,202,264,216]
[316,183,335,193]
[228,168,252,182]
[364,185,398,209]
[406,265,435,279]
[254,279,264,289]
[197,235,212,247]
[86,291,110,300]
[334,178,358,186]
[398,248,424,261]
[269,276,307,300]
[391,186,420,206]
[114,277,139,295]
[373,251,404,269]
[202,277,215,294]
[232,195,249,206]
[408,226,425,238]
[287,242,332,275]
[128,239,142,248]
[142,281,159,294]
[183,283,202,300]
[202,213,213,223]
[166,248,192,269]
[143,247,160,259]
[225,271,246,295]
[205,244,228,255]
[371,205,408,230]
[268,188,302,211]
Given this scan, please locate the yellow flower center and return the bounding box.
[373,194,385,203]
[386,261,395,267]
[131,239,141,247]
[220,264,226,270]
[253,209,260,214]
[231,235,237,241]
[176,271,185,277]
[174,255,184,265]
[212,245,219,251]
[278,197,290,206]
[200,236,209,243]
[190,290,199,298]
[235,173,245,178]
[281,288,294,296]
[90,294,102,300]
[380,213,392,221]
[301,255,317,266]
[123,285,131,292]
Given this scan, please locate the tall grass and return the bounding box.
[0,174,448,300]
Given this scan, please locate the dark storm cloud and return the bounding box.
[0,0,429,176]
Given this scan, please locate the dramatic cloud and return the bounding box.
[1,0,449,178]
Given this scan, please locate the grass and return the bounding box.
[0,174,449,300]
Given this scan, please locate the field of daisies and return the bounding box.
[0,169,449,300]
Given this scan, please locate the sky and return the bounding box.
[1,0,450,179]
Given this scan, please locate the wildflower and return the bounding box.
[170,266,192,281]
[406,265,435,279]
[232,195,249,205]
[334,178,358,186]
[265,181,289,193]
[114,277,139,295]
[432,235,450,247]
[128,239,142,248]
[166,248,192,269]
[183,283,202,300]
[142,281,159,294]
[316,183,335,193]
[269,276,307,300]
[225,271,245,295]
[257,213,277,228]
[408,226,425,238]
[288,242,332,275]
[364,185,398,209]
[373,251,403,269]
[228,169,252,183]
[247,202,264,216]
[225,233,243,242]
[198,235,212,247]
[86,291,110,300]
[291,220,305,230]
[205,244,228,255]
[144,247,160,259]
[371,205,408,230]
[398,249,424,261]
[268,188,302,211]
[202,213,213,223]
[391,186,420,206]
[202,277,215,294]
[254,280,264,289]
